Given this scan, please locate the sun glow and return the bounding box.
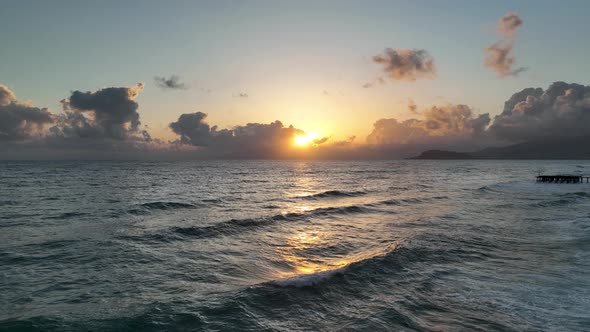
[294,133,319,146]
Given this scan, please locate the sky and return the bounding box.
[1,0,590,159]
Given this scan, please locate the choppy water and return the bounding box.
[1,160,590,331]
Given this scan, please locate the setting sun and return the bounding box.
[294,133,319,146]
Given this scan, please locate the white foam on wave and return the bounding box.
[272,266,347,287]
[270,244,400,288]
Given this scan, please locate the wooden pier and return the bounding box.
[536,175,590,183]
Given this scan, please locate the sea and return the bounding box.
[1,160,589,331]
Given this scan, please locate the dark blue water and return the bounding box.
[1,161,589,331]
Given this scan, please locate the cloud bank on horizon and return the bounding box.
[1,79,589,159]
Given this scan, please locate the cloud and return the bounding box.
[362,77,385,89]
[371,48,436,82]
[484,13,526,77]
[170,112,306,158]
[313,136,329,145]
[489,81,590,142]
[169,112,215,146]
[332,136,356,147]
[366,104,490,147]
[154,75,188,90]
[0,84,17,105]
[407,98,418,114]
[55,83,148,140]
[0,84,54,141]
[3,80,590,160]
[0,82,169,159]
[234,93,248,98]
[498,12,523,38]
[484,43,526,77]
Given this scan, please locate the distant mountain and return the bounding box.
[410,149,473,159]
[411,136,590,160]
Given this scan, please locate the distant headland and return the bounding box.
[411,136,590,160]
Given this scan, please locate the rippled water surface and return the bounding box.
[1,160,589,331]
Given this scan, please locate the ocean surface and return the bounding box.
[1,160,589,331]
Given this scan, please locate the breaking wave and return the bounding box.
[272,267,347,287]
[266,240,470,289]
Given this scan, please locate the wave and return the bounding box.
[202,198,223,204]
[373,195,448,206]
[127,201,201,215]
[121,193,449,243]
[560,191,590,198]
[124,204,373,243]
[266,243,428,289]
[42,211,88,220]
[480,180,590,195]
[272,267,347,287]
[531,192,590,207]
[171,205,372,239]
[299,190,367,199]
[140,202,198,210]
[268,245,401,288]
[309,205,371,216]
[267,235,489,290]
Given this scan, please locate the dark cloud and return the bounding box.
[169,112,215,146]
[55,83,148,140]
[0,84,54,141]
[0,83,164,159]
[371,48,436,82]
[170,112,306,158]
[484,13,526,77]
[313,136,329,145]
[154,75,188,90]
[489,82,590,142]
